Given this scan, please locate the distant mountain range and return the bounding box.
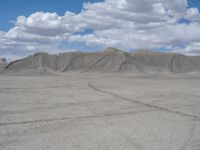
[1,48,200,74]
[0,58,7,71]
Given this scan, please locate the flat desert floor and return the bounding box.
[0,73,200,150]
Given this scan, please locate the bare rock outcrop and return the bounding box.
[3,48,200,74]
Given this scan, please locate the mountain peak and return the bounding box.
[104,47,123,53]
[2,48,200,74]
[0,58,7,63]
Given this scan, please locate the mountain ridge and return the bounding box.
[0,58,7,71]
[2,48,200,74]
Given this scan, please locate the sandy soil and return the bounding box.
[0,73,200,150]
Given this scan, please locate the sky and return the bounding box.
[0,0,200,60]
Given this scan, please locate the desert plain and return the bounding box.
[0,73,200,150]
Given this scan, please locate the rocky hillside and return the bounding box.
[3,48,200,74]
[0,58,7,71]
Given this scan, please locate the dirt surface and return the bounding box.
[0,73,200,150]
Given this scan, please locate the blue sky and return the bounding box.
[1,0,200,59]
[188,0,200,8]
[0,0,198,31]
[0,0,103,31]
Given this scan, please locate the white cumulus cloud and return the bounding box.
[1,0,200,59]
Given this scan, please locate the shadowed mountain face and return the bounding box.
[3,48,200,74]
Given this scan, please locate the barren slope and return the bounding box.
[0,58,7,71]
[132,50,200,73]
[3,48,200,74]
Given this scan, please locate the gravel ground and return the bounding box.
[0,73,200,150]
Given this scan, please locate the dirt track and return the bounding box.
[0,73,200,150]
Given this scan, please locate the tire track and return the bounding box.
[88,81,200,120]
[0,109,154,127]
[0,85,70,90]
[1,82,199,127]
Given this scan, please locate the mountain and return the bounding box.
[0,58,7,71]
[83,48,143,73]
[2,48,200,74]
[132,50,200,73]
